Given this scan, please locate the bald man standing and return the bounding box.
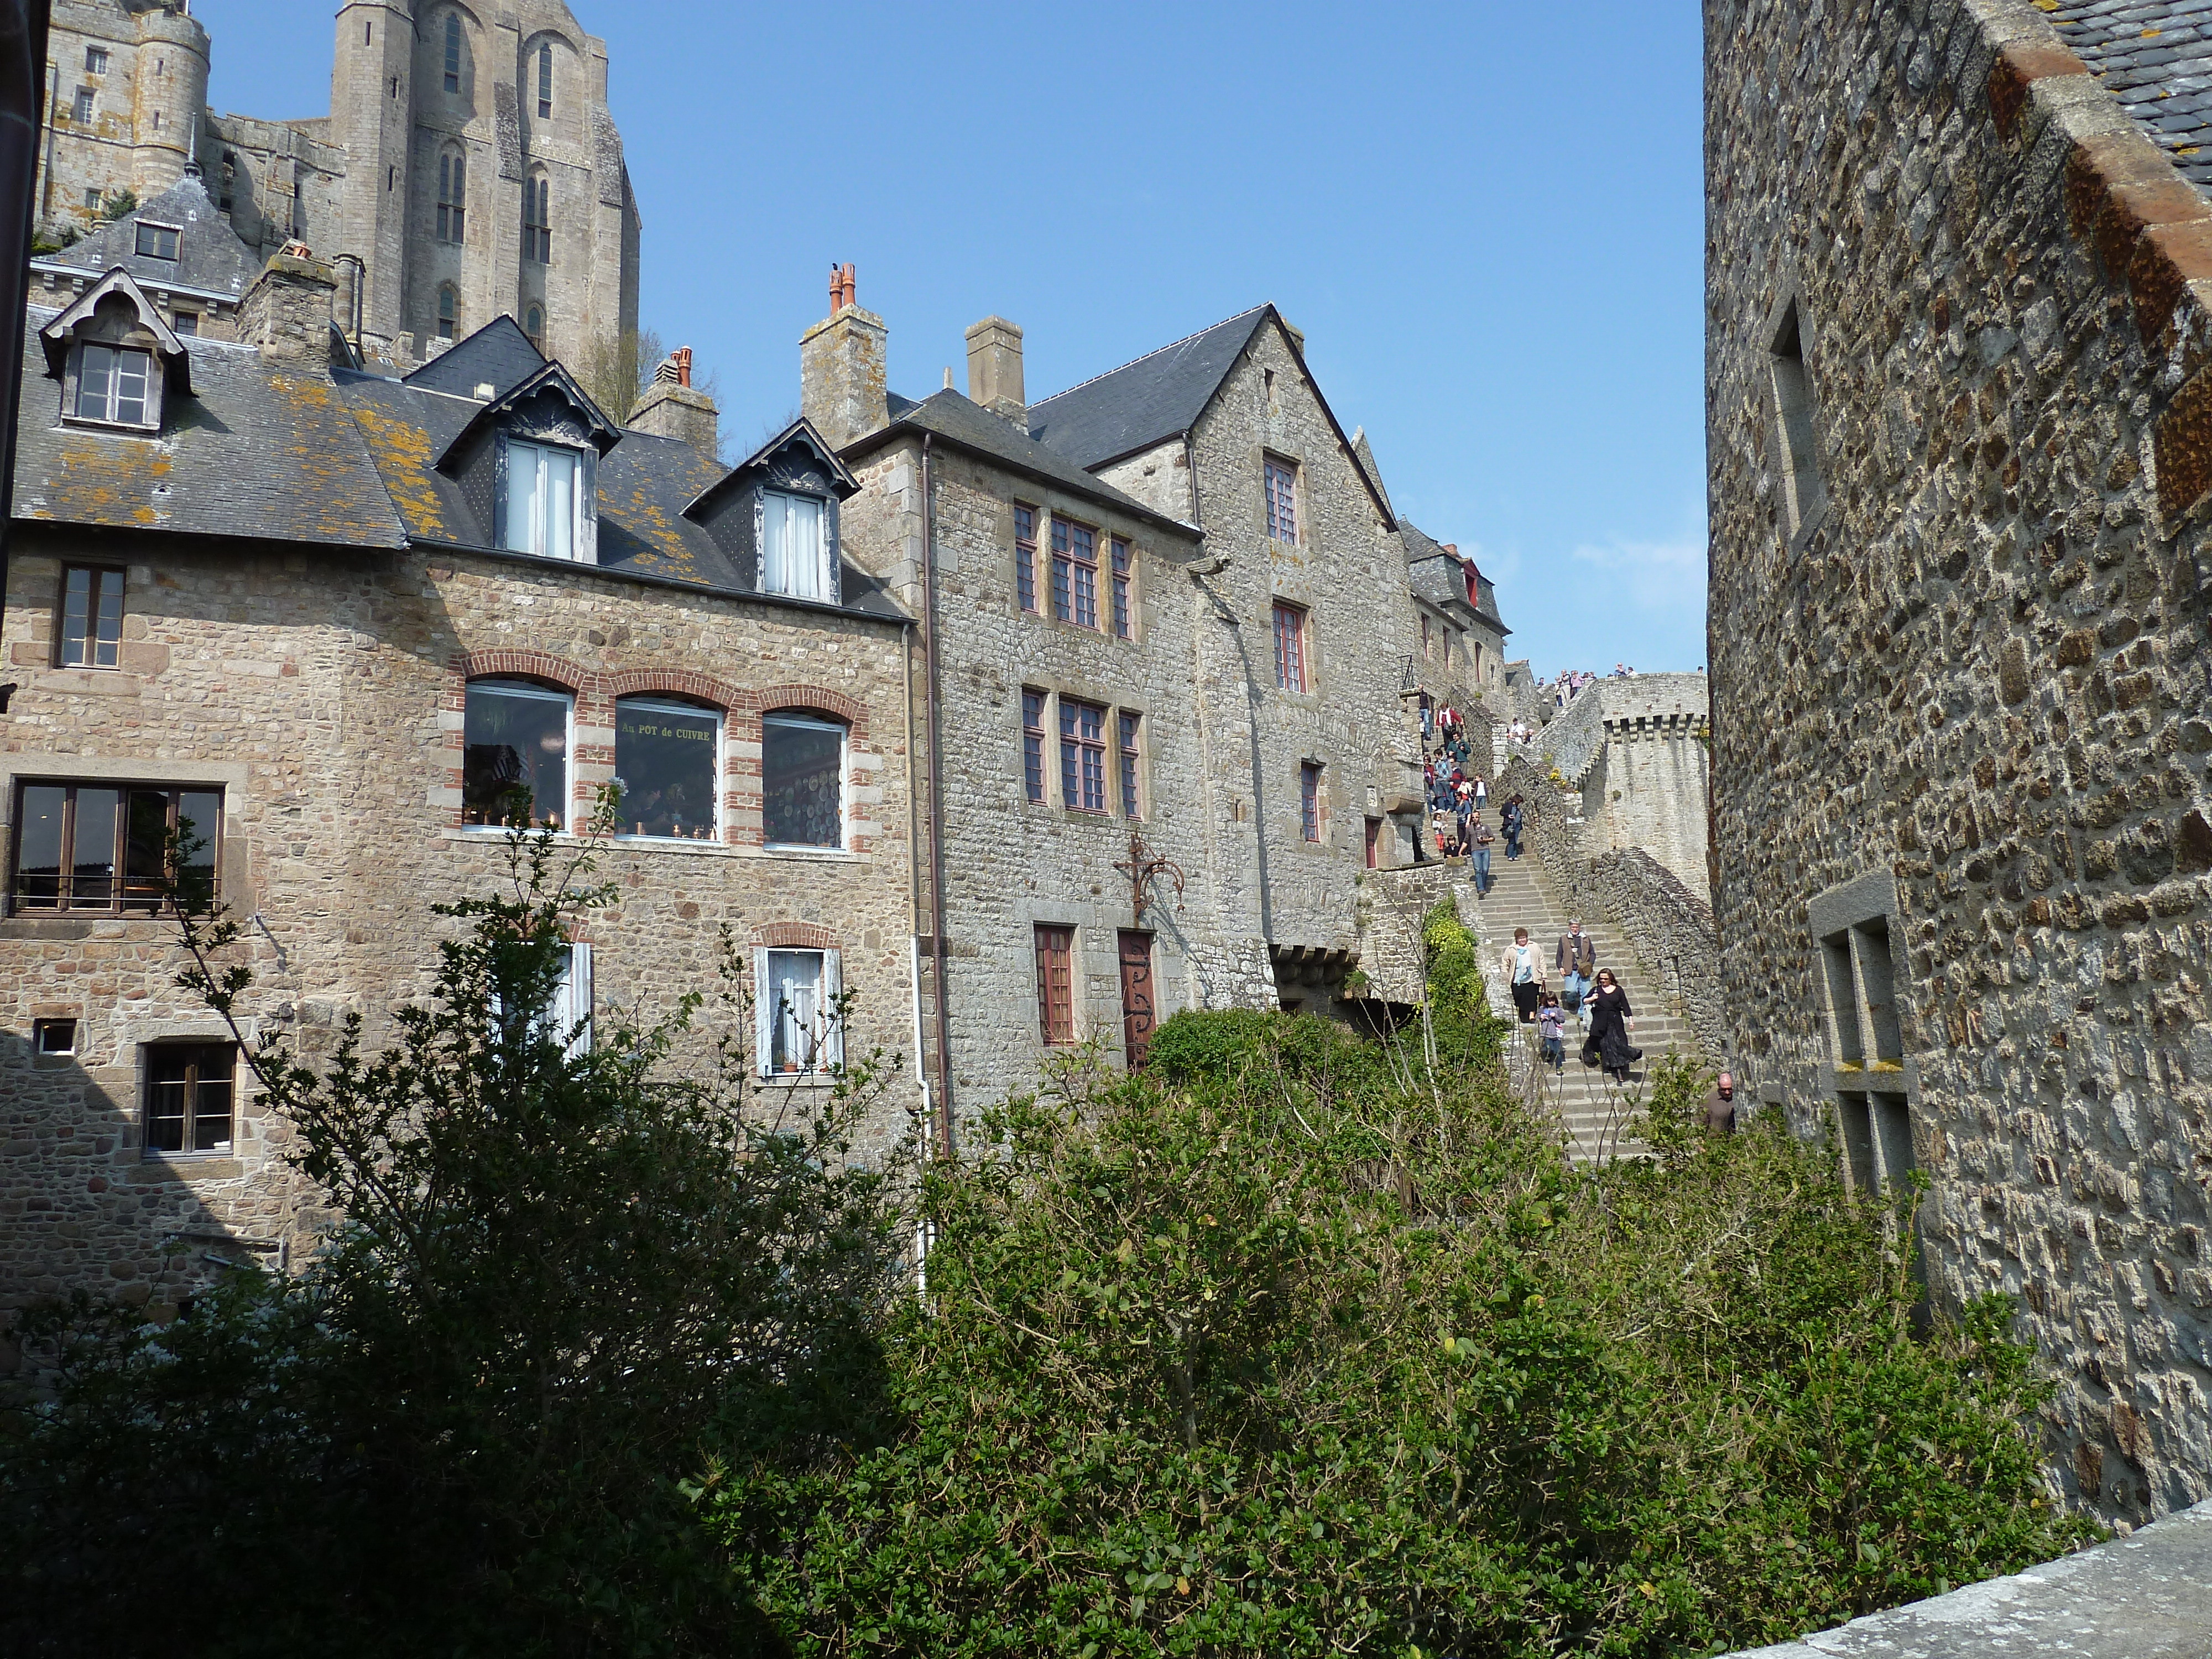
[1706,1072,1738,1136]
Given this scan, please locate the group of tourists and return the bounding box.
[1422,759,1526,891]
[1541,663,1640,711]
[1499,917,1641,1082]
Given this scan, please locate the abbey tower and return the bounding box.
[33,0,639,372]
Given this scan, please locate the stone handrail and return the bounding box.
[1500,754,1725,1063]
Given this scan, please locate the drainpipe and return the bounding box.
[920,433,954,1157]
[899,615,932,1142]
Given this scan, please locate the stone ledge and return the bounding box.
[1724,1499,2211,1657]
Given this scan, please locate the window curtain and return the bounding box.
[752,948,842,1074]
[761,492,828,601]
[505,440,581,561]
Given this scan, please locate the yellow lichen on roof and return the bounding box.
[606,483,697,570]
[38,436,174,521]
[349,403,450,538]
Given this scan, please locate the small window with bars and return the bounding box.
[1059,699,1107,813]
[1014,504,1038,613]
[1300,762,1322,843]
[71,87,93,124]
[1264,456,1298,542]
[85,46,109,75]
[70,343,153,427]
[1272,601,1308,693]
[1021,689,1046,802]
[145,1041,236,1156]
[1034,924,1075,1046]
[1118,711,1141,819]
[59,566,124,669]
[1110,536,1132,639]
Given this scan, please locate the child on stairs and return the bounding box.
[1537,991,1567,1073]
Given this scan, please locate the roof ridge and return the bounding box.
[1030,304,1271,409]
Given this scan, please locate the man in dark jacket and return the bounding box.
[1705,1072,1738,1136]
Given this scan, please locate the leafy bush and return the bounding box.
[719,1004,2091,1656]
[1,820,911,1658]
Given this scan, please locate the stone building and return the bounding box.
[1533,672,1712,902]
[33,0,639,372]
[1402,518,1510,721]
[798,285,1430,1120]
[1707,0,2212,1522]
[1027,304,1430,886]
[0,261,916,1316]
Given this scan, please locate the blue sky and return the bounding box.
[199,1,1707,676]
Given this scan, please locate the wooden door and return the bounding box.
[1118,930,1156,1070]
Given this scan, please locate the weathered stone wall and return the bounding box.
[1096,315,1431,963]
[1707,0,2212,1522]
[0,532,918,1318]
[1526,674,1713,900]
[842,428,1255,1119]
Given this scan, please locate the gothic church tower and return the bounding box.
[32,1,640,375]
[325,1,640,368]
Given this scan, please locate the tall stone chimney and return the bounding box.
[628,346,720,462]
[800,262,886,450]
[238,248,337,367]
[964,315,1025,425]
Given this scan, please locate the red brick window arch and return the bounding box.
[761,706,847,851]
[613,694,722,842]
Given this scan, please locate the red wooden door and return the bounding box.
[1118,930,1156,1070]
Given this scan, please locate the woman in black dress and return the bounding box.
[1584,968,1637,1084]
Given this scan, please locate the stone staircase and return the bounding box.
[1463,847,1704,1164]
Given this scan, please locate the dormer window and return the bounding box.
[75,344,152,426]
[134,222,180,261]
[760,491,831,601]
[41,270,190,436]
[503,438,589,561]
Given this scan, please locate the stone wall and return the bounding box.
[1526,674,1713,900]
[0,533,918,1319]
[841,427,1249,1120]
[1706,0,2212,1524]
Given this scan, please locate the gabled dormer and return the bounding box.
[686,418,859,606]
[435,359,619,565]
[39,268,192,436]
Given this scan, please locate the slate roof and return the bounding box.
[404,314,549,403]
[13,312,408,549]
[1401,518,1510,635]
[1025,306,1272,471]
[33,170,260,304]
[2048,1,2212,194]
[852,387,1199,542]
[340,325,904,619]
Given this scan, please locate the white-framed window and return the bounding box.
[614,697,722,841]
[72,343,153,427]
[759,490,831,601]
[753,947,842,1076]
[71,87,93,124]
[761,711,846,849]
[462,677,572,830]
[85,46,108,75]
[491,941,592,1058]
[502,437,589,562]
